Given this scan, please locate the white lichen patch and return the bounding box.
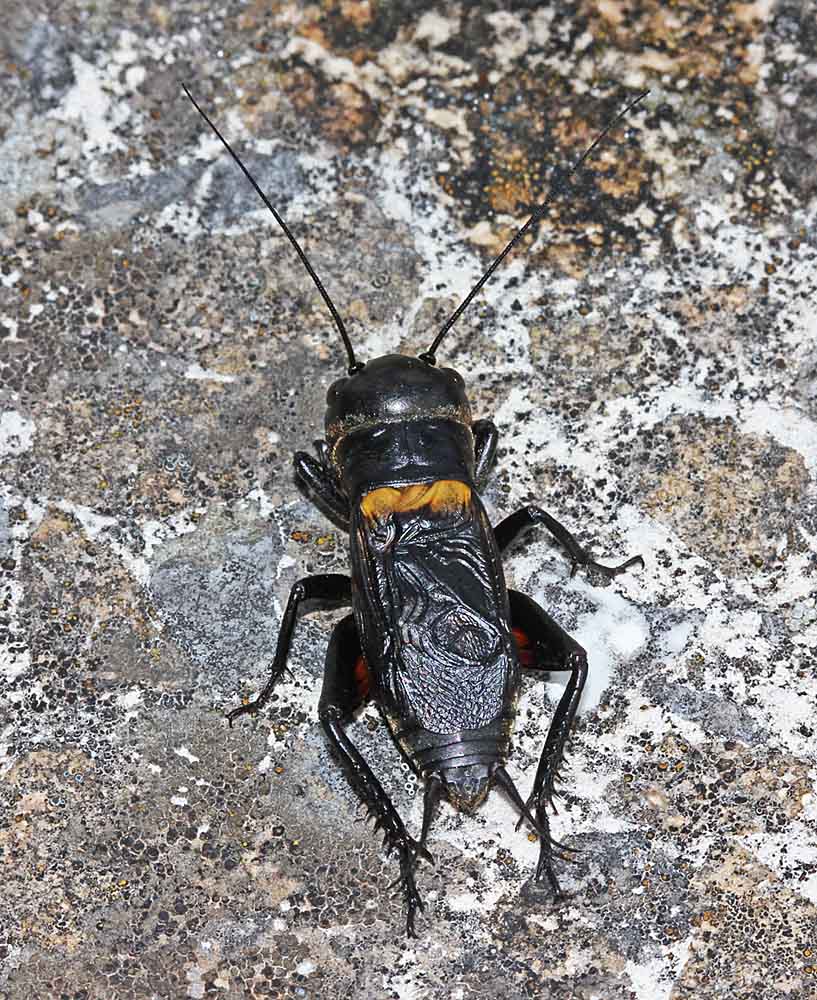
[55,55,131,173]
[0,411,35,457]
[183,363,237,383]
[0,491,44,687]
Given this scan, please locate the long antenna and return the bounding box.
[420,90,650,365]
[182,84,362,374]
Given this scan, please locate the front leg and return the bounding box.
[228,573,352,724]
[319,616,431,936]
[294,440,350,531]
[495,505,643,578]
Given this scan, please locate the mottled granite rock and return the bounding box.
[2,2,816,999]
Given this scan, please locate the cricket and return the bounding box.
[183,85,647,934]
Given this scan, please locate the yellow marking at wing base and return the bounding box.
[360,481,472,521]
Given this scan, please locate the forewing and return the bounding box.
[350,489,519,734]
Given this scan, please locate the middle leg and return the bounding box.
[495,505,643,578]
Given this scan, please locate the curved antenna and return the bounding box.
[182,84,363,374]
[420,90,650,366]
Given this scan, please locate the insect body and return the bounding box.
[183,86,647,934]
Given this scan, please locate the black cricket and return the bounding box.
[183,85,647,934]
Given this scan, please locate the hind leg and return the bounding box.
[319,615,432,936]
[509,590,588,894]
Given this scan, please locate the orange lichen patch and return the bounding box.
[668,283,755,355]
[594,150,645,198]
[30,511,74,544]
[584,0,767,88]
[530,241,599,280]
[484,145,547,215]
[675,284,752,328]
[734,0,774,26]
[360,480,472,521]
[339,0,373,30]
[466,218,527,258]
[198,344,250,377]
[596,0,626,26]
[641,416,809,572]
[297,8,369,58]
[280,66,378,149]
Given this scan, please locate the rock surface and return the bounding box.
[2,2,816,998]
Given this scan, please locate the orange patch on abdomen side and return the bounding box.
[353,654,370,701]
[360,480,472,521]
[512,627,535,667]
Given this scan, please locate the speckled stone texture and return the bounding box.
[2,2,816,999]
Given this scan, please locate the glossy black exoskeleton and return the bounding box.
[183,86,648,934]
